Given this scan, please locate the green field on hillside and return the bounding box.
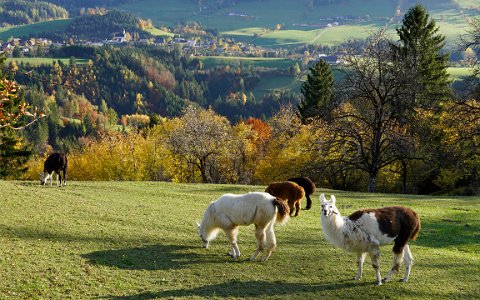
[115,0,477,49]
[198,56,297,69]
[144,27,175,37]
[0,19,72,42]
[0,180,478,299]
[5,57,87,66]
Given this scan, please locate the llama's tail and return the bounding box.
[272,197,290,225]
[410,213,421,241]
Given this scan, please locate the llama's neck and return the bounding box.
[321,212,348,248]
[200,205,219,242]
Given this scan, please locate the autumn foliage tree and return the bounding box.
[165,106,232,183]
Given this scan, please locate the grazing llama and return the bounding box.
[287,177,316,210]
[265,181,305,216]
[197,192,290,261]
[40,152,68,186]
[319,194,420,285]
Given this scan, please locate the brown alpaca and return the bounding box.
[265,181,306,217]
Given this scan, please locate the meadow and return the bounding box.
[5,57,87,66]
[114,0,475,49]
[0,180,478,299]
[0,19,71,42]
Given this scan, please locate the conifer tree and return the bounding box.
[392,4,451,113]
[298,59,333,124]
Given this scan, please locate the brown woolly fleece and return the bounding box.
[265,181,306,217]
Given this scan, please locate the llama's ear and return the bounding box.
[330,195,336,205]
[320,194,326,203]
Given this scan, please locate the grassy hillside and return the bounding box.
[198,56,296,69]
[0,180,478,299]
[0,19,72,41]
[114,0,478,49]
[5,57,87,66]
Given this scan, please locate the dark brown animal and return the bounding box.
[265,181,305,216]
[287,177,316,210]
[40,152,68,186]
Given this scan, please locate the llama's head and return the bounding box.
[196,222,209,248]
[320,194,338,217]
[39,172,51,185]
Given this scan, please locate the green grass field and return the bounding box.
[0,19,72,42]
[0,181,478,299]
[198,56,296,69]
[5,57,88,66]
[114,0,477,49]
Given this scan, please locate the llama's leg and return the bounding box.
[294,200,300,216]
[250,225,266,261]
[288,202,294,216]
[225,227,240,259]
[355,252,366,281]
[49,173,53,187]
[305,194,312,210]
[401,244,414,282]
[63,169,67,186]
[262,221,276,261]
[384,248,405,283]
[369,247,382,285]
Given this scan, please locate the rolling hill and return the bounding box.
[113,0,480,49]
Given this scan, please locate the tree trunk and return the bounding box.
[471,166,478,195]
[368,173,377,193]
[401,160,408,194]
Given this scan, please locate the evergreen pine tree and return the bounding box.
[298,59,333,124]
[0,129,32,178]
[392,4,451,112]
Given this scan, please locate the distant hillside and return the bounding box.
[40,0,133,16]
[0,0,68,26]
[113,0,480,49]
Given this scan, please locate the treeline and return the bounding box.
[66,10,148,40]
[0,0,68,26]
[36,10,150,42]
[41,0,133,16]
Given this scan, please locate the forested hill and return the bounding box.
[0,0,68,26]
[38,0,132,16]
[65,10,149,40]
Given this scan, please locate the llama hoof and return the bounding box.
[400,278,408,283]
[354,276,361,281]
[376,280,383,286]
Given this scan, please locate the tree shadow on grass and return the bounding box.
[82,244,209,270]
[103,279,371,299]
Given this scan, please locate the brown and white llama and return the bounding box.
[287,177,316,210]
[197,192,290,261]
[265,181,306,217]
[319,194,421,285]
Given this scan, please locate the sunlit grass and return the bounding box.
[5,57,87,66]
[0,180,478,299]
[0,19,71,41]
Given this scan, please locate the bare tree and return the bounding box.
[321,30,412,192]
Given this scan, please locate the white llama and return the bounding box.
[197,192,290,261]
